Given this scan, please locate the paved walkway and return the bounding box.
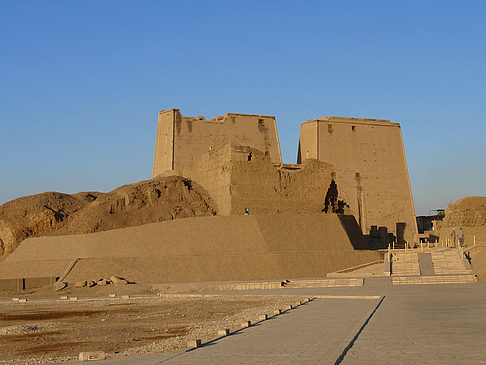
[87,282,486,365]
[97,297,381,365]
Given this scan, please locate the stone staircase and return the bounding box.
[391,252,420,276]
[390,248,477,285]
[431,248,472,274]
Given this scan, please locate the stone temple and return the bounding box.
[0,107,419,287]
[153,108,418,245]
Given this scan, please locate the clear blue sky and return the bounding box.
[1,1,485,215]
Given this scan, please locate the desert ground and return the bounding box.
[0,285,302,364]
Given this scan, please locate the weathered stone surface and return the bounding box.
[110,276,128,286]
[54,281,67,291]
[187,339,201,349]
[299,116,418,244]
[153,109,282,176]
[79,351,106,361]
[217,329,230,337]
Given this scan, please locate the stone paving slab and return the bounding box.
[71,283,486,365]
[89,298,380,365]
[340,284,486,364]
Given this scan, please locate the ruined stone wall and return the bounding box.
[153,109,282,177]
[168,144,334,216]
[299,116,418,244]
[439,196,486,246]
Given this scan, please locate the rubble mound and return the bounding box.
[443,196,486,227]
[0,176,216,259]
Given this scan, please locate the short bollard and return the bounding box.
[187,339,201,349]
[274,309,282,315]
[259,314,268,320]
[79,351,106,362]
[241,321,252,328]
[218,329,230,336]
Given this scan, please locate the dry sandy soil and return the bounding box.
[0,293,302,364]
[0,176,215,259]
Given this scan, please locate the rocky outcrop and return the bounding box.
[0,176,215,259]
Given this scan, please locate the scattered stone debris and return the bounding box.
[110,276,128,286]
[54,281,67,291]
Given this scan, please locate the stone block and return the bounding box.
[274,309,282,315]
[241,321,251,328]
[19,298,27,303]
[108,294,116,297]
[69,297,79,301]
[11,298,20,301]
[259,314,268,320]
[110,276,128,286]
[121,295,130,299]
[79,351,106,361]
[97,279,108,286]
[187,339,201,349]
[60,296,68,300]
[87,280,96,287]
[218,329,230,336]
[54,281,67,291]
[285,304,293,310]
[75,281,87,288]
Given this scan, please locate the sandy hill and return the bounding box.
[0,176,215,259]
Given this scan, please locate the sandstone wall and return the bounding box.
[4,214,381,283]
[299,116,418,244]
[153,109,282,177]
[168,144,335,215]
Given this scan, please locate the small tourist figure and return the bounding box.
[451,228,456,247]
[457,228,465,247]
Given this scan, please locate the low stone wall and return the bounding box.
[4,214,380,283]
[0,276,58,290]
